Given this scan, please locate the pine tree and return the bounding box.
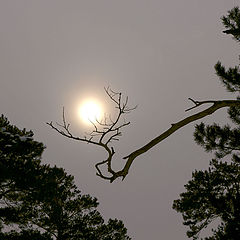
[0,115,130,240]
[173,7,240,239]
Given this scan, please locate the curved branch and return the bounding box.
[115,99,240,181]
[47,89,240,182]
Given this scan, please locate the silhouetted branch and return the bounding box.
[48,89,240,182]
[47,88,136,181]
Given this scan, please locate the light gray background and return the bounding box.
[0,1,239,239]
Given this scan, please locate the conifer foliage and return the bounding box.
[173,7,240,239]
[0,115,130,240]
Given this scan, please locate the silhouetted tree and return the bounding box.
[173,159,240,239]
[173,7,240,239]
[0,115,130,240]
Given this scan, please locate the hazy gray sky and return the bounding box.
[0,1,239,239]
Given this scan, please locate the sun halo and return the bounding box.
[78,100,103,125]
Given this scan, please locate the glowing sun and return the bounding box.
[79,100,103,125]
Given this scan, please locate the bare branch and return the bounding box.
[48,88,240,182]
[47,88,136,181]
[117,99,240,181]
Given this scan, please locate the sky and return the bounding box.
[0,0,239,239]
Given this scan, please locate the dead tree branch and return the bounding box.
[47,89,240,182]
[47,87,136,182]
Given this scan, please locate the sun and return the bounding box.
[78,100,103,125]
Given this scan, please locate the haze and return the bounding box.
[0,1,239,239]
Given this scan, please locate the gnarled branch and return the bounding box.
[47,88,240,182]
[47,87,136,182]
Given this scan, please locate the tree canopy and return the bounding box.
[173,7,240,239]
[0,115,130,240]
